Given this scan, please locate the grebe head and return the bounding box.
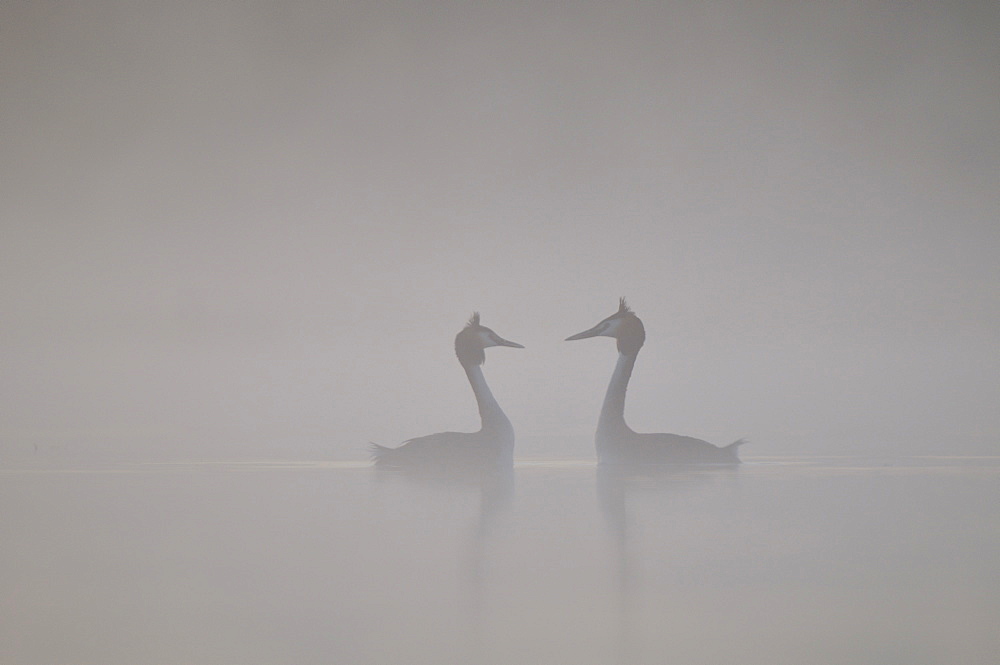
[565,298,646,356]
[455,312,524,366]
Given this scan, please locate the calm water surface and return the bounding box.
[3,456,998,664]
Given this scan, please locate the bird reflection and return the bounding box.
[461,467,514,659]
[373,464,513,663]
[597,465,738,665]
[567,299,745,466]
[596,465,637,665]
[371,313,523,470]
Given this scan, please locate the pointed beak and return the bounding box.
[496,337,524,349]
[565,323,605,341]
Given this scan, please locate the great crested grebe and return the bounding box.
[371,313,523,469]
[566,299,744,465]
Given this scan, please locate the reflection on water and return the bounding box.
[596,465,740,665]
[2,456,998,664]
[373,464,515,662]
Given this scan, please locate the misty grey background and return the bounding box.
[3,1,998,461]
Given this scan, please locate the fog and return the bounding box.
[3,4,999,662]
[3,1,998,462]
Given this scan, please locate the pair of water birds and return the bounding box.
[371,299,745,468]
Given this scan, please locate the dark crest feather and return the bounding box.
[456,313,486,366]
[618,297,632,314]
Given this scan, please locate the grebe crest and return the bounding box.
[455,312,524,367]
[566,298,646,356]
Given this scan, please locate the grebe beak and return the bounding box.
[565,322,606,341]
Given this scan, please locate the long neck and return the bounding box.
[598,352,637,437]
[464,363,511,433]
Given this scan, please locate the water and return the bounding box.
[2,456,997,664]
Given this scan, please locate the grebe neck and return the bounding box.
[598,352,636,438]
[464,363,511,433]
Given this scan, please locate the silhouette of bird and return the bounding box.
[371,313,523,469]
[566,299,744,465]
